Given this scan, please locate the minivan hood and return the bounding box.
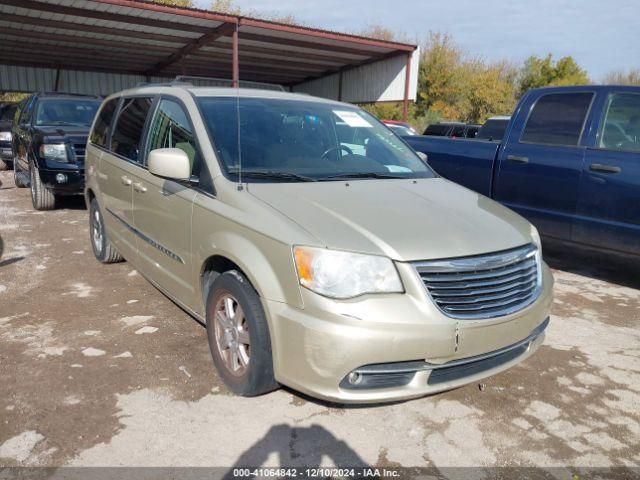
[248,178,533,262]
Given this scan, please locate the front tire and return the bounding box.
[89,197,123,263]
[14,158,28,188]
[206,271,278,396]
[29,161,55,210]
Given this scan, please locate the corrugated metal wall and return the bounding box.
[1,50,420,103]
[0,65,168,96]
[292,48,420,103]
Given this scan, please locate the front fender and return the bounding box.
[193,223,303,317]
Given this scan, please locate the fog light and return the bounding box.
[347,372,362,385]
[55,173,67,183]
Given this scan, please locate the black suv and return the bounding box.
[0,103,18,170]
[12,93,102,210]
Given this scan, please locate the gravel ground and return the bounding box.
[0,170,639,476]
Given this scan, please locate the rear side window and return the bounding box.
[424,124,451,136]
[521,93,593,146]
[451,125,466,137]
[111,97,154,163]
[90,99,119,148]
[597,92,640,153]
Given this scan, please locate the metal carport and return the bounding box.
[0,0,419,119]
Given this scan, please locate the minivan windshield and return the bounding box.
[197,97,434,182]
[35,99,101,127]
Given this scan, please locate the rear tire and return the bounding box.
[89,197,123,263]
[206,271,278,397]
[29,161,55,210]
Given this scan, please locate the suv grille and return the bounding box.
[72,143,86,164]
[413,244,541,320]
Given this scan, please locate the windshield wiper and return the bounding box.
[319,172,407,180]
[42,122,87,127]
[228,170,317,182]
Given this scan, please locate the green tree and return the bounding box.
[465,61,518,123]
[415,32,466,119]
[415,33,517,123]
[602,69,640,86]
[211,0,242,14]
[517,54,589,96]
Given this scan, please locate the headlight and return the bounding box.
[294,246,403,299]
[530,224,542,256]
[0,131,11,142]
[40,144,68,163]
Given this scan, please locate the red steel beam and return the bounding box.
[146,21,237,76]
[232,22,239,88]
[403,52,413,122]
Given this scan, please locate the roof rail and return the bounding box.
[134,76,285,92]
[175,76,286,91]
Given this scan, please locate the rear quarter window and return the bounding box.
[521,92,593,146]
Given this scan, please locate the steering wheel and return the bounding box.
[321,145,353,159]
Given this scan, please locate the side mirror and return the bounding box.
[416,151,428,162]
[148,148,191,181]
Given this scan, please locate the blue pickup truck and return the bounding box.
[405,85,640,257]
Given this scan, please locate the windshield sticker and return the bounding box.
[333,110,373,128]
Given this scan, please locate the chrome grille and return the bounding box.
[413,244,541,319]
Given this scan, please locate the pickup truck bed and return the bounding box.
[405,136,499,198]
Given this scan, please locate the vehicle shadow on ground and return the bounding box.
[55,195,86,210]
[222,424,367,476]
[543,239,640,290]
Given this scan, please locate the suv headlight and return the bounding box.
[294,246,403,299]
[40,144,69,163]
[0,131,11,142]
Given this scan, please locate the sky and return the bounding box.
[192,0,638,80]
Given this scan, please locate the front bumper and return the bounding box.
[265,262,553,403]
[39,168,85,194]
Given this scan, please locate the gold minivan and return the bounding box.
[85,84,553,403]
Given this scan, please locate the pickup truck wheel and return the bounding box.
[206,271,278,396]
[89,197,123,263]
[13,158,28,188]
[29,161,55,210]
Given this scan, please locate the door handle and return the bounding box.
[133,182,147,193]
[121,176,132,186]
[589,163,621,174]
[507,155,529,164]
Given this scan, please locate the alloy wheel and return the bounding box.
[213,293,251,376]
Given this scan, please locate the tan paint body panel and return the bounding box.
[247,178,533,261]
[85,85,553,403]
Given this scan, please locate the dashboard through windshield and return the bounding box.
[197,97,434,182]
